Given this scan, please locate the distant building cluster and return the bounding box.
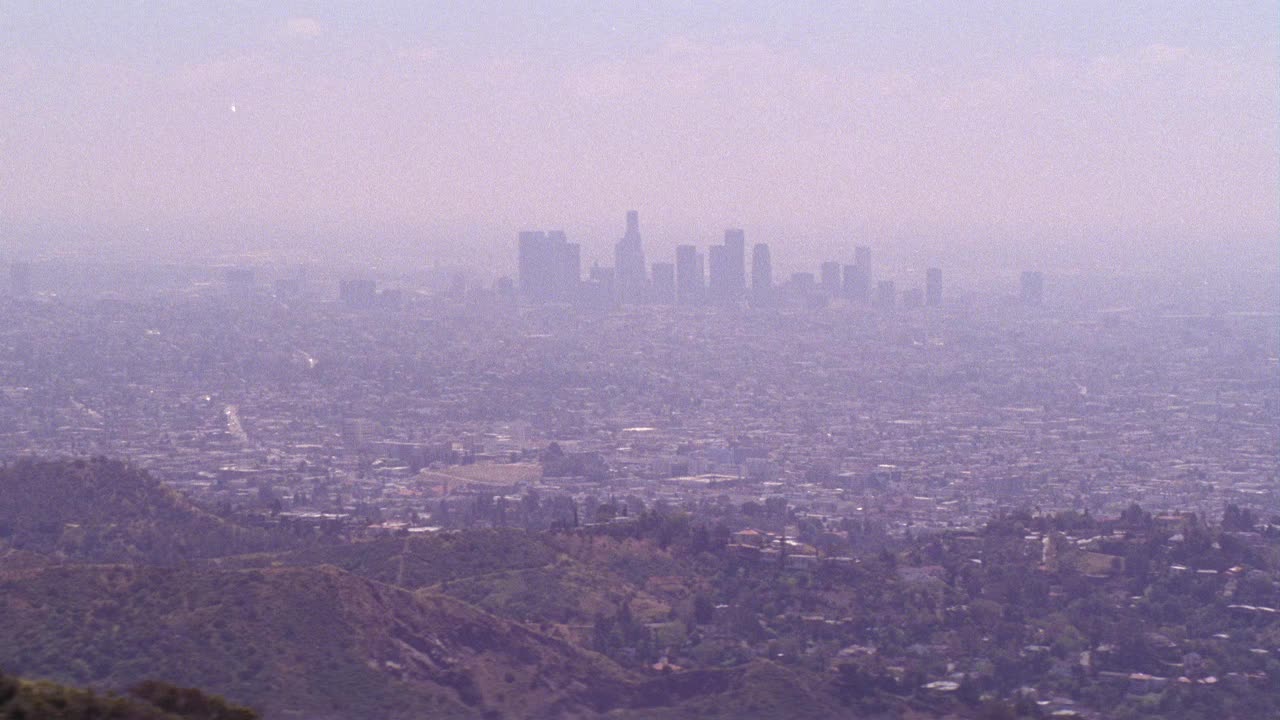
[508,212,1043,310]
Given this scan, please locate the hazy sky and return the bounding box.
[1,2,1277,272]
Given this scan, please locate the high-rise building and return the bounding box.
[845,245,872,303]
[819,261,841,296]
[614,210,647,304]
[707,229,747,306]
[751,243,772,305]
[518,231,548,299]
[724,229,746,296]
[546,230,581,302]
[708,245,731,305]
[842,264,869,303]
[583,264,616,309]
[9,262,31,296]
[854,245,871,276]
[1021,271,1044,305]
[926,267,942,307]
[518,230,581,303]
[875,280,896,307]
[675,245,704,306]
[651,262,676,304]
[589,264,614,284]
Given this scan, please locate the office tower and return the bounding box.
[1021,271,1044,305]
[751,243,773,305]
[584,264,616,309]
[651,262,676,304]
[875,280,896,307]
[844,244,875,301]
[842,264,869,303]
[518,230,581,303]
[675,244,704,305]
[614,210,647,304]
[854,245,871,278]
[9,262,31,296]
[545,230,581,303]
[707,228,746,306]
[518,231,548,299]
[820,261,841,296]
[708,245,731,305]
[723,228,746,296]
[589,264,614,284]
[926,267,942,307]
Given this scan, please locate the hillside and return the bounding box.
[266,531,674,640]
[0,671,258,720]
[0,562,645,719]
[0,458,277,564]
[275,528,559,587]
[606,662,838,720]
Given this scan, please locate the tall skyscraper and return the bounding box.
[1021,271,1044,305]
[707,229,747,306]
[723,228,746,297]
[820,261,841,296]
[675,245,704,305]
[842,264,869,303]
[546,230,581,302]
[708,245,731,305]
[751,243,772,305]
[614,210,647,304]
[854,245,871,277]
[651,262,676,304]
[926,267,942,307]
[518,230,548,299]
[845,245,872,303]
[518,230,581,303]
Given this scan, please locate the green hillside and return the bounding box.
[0,458,277,564]
[0,563,634,720]
[278,528,558,587]
[0,671,258,720]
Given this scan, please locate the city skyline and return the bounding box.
[514,210,968,308]
[2,7,1278,719]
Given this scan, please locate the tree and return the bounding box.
[1223,504,1257,532]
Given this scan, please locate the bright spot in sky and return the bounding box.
[230,104,237,113]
